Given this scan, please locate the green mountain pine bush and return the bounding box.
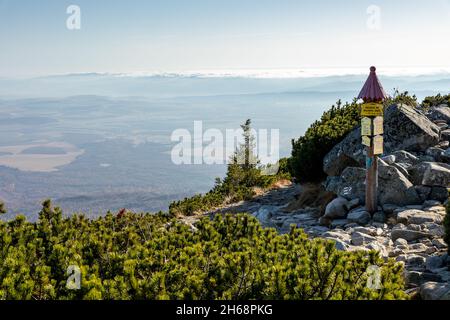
[0,201,407,300]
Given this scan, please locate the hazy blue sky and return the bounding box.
[1,0,449,77]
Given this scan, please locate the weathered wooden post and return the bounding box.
[357,67,388,214]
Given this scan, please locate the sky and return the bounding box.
[0,0,450,77]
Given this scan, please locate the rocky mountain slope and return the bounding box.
[186,102,450,300]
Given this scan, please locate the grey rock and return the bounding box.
[442,130,450,142]
[382,203,399,214]
[420,282,450,300]
[426,105,450,123]
[352,226,378,236]
[395,238,408,246]
[419,155,436,162]
[426,247,438,254]
[426,256,445,272]
[322,231,351,242]
[351,231,377,246]
[426,147,445,161]
[406,272,442,287]
[324,197,349,219]
[391,150,421,167]
[323,127,364,176]
[371,222,388,229]
[326,167,366,201]
[347,208,371,225]
[331,219,350,228]
[422,223,445,237]
[330,164,421,206]
[253,206,276,224]
[391,229,432,241]
[397,209,443,225]
[319,216,332,227]
[407,224,422,231]
[330,238,349,251]
[429,186,449,202]
[441,148,450,163]
[324,176,343,195]
[415,185,432,202]
[345,198,360,211]
[409,162,450,187]
[366,242,389,258]
[423,200,442,208]
[393,222,407,230]
[381,155,396,164]
[373,211,386,223]
[384,104,440,153]
[406,255,426,267]
[439,141,450,149]
[432,238,448,249]
[409,243,429,253]
[391,162,411,178]
[378,164,421,206]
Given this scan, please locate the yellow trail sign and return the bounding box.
[361,117,372,136]
[361,103,383,117]
[373,135,384,155]
[373,116,384,135]
[362,136,371,147]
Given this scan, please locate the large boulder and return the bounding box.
[326,162,421,206]
[347,208,371,225]
[323,197,349,219]
[323,104,440,176]
[384,104,440,153]
[323,127,364,176]
[426,105,450,123]
[390,150,421,167]
[378,162,422,206]
[409,162,450,187]
[325,167,366,202]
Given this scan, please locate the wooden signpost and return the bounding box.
[357,67,388,214]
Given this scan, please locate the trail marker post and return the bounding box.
[357,67,388,214]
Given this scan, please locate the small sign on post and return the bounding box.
[373,135,384,155]
[361,102,384,117]
[361,117,372,136]
[373,116,384,136]
[362,135,371,147]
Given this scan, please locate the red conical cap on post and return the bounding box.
[357,66,388,102]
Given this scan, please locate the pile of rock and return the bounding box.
[324,103,450,210]
[319,102,450,299]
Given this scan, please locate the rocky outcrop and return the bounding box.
[323,104,440,177]
[325,162,421,207]
[384,104,440,153]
